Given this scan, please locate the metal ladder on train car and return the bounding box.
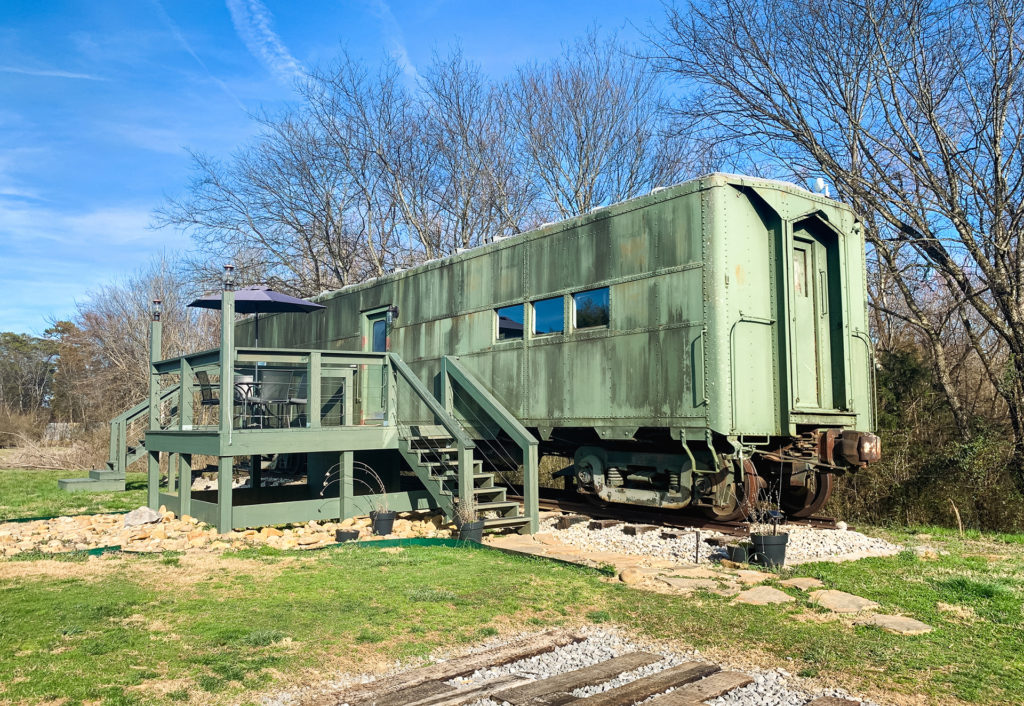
[398,424,529,531]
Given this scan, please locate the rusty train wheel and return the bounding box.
[781,470,834,518]
[703,458,760,522]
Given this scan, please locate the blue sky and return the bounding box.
[0,0,666,335]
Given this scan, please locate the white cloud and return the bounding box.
[150,0,248,111]
[225,0,304,83]
[0,65,106,81]
[363,0,420,83]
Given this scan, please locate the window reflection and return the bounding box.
[496,304,524,340]
[533,297,564,335]
[573,288,610,329]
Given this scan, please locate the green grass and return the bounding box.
[0,469,1022,705]
[0,469,147,521]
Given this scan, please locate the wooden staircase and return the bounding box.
[398,425,529,532]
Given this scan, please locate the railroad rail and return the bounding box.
[505,487,841,538]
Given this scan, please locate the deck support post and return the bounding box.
[251,455,262,493]
[338,451,353,520]
[147,451,159,509]
[457,442,473,509]
[217,456,232,533]
[179,454,191,518]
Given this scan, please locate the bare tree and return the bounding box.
[651,0,1024,488]
[156,110,370,297]
[504,29,699,218]
[70,255,219,419]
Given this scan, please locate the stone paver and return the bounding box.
[735,569,774,585]
[658,577,719,592]
[857,614,933,635]
[809,590,879,613]
[733,586,796,605]
[780,577,825,591]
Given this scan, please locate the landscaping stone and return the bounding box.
[780,577,825,591]
[618,568,644,585]
[733,586,795,605]
[123,506,161,527]
[857,614,933,635]
[809,590,879,613]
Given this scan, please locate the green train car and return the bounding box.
[248,173,880,520]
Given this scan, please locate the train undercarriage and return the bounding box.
[546,427,880,522]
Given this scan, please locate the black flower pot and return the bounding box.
[335,529,360,542]
[457,520,485,543]
[370,510,396,536]
[749,533,788,568]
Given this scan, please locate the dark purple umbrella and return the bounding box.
[188,285,325,347]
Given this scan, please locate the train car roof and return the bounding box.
[309,172,852,305]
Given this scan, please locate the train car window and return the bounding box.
[793,249,808,297]
[496,304,525,340]
[533,297,564,335]
[573,287,610,329]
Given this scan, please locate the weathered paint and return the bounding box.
[247,174,874,441]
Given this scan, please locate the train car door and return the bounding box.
[361,309,389,422]
[790,227,835,410]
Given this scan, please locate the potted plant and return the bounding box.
[453,499,484,543]
[749,473,789,567]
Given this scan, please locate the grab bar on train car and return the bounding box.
[729,313,776,433]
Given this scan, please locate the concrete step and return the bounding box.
[58,477,126,493]
[89,469,125,481]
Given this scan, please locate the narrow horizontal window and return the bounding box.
[573,287,610,329]
[496,304,524,340]
[533,297,564,335]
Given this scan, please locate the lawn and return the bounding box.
[0,469,1022,705]
[0,469,147,521]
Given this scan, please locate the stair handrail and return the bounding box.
[440,355,539,533]
[107,383,181,475]
[388,354,476,450]
[389,353,479,512]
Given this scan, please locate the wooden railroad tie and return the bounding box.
[331,646,774,706]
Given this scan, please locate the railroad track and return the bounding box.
[316,630,861,706]
[505,488,841,538]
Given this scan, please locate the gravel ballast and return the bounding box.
[537,518,901,565]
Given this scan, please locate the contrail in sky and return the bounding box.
[225,0,305,83]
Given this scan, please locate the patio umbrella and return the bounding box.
[187,285,326,347]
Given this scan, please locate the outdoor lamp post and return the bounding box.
[222,263,235,290]
[147,299,163,508]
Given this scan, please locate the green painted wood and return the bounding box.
[397,439,455,518]
[179,454,191,518]
[219,289,234,442]
[144,426,398,456]
[442,356,539,532]
[308,351,321,428]
[217,457,232,532]
[389,353,476,450]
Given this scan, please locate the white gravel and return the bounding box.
[539,518,901,565]
[447,628,879,706]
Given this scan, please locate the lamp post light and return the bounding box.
[222,263,236,290]
[151,299,162,322]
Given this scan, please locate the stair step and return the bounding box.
[474,501,521,518]
[482,515,530,529]
[89,469,124,481]
[473,486,506,499]
[410,424,453,439]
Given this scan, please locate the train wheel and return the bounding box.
[781,470,833,518]
[703,459,760,522]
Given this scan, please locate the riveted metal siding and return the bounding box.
[244,174,874,438]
